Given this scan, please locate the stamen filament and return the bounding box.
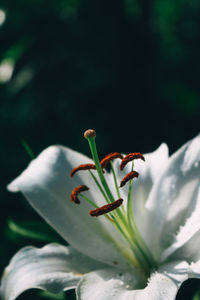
[112,212,150,275]
[126,163,156,269]
[110,162,121,199]
[88,170,110,204]
[110,162,126,216]
[79,194,98,209]
[127,163,135,227]
[111,218,145,272]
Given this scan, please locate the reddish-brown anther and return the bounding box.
[120,171,139,188]
[120,153,145,170]
[100,152,123,169]
[89,198,123,217]
[70,164,96,177]
[70,185,89,204]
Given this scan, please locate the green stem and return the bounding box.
[110,161,126,216]
[89,170,110,204]
[79,194,99,209]
[112,216,150,275]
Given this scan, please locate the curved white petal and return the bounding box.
[76,266,145,300]
[0,243,106,300]
[145,135,200,258]
[161,187,200,262]
[76,260,200,300]
[7,146,134,268]
[113,143,169,239]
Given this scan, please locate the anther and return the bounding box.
[100,152,123,169]
[70,164,96,177]
[84,129,96,139]
[120,153,145,170]
[120,171,139,187]
[89,198,123,217]
[71,185,89,204]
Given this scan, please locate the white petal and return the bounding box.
[7,146,134,268]
[145,135,200,258]
[189,260,200,276]
[0,243,105,300]
[113,143,169,239]
[77,261,200,300]
[161,186,200,262]
[76,266,145,300]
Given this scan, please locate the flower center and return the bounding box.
[70,129,156,276]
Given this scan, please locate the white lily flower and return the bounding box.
[1,129,200,300]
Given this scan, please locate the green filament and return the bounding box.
[88,170,110,204]
[110,161,121,199]
[86,137,115,203]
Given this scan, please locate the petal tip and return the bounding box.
[7,182,19,192]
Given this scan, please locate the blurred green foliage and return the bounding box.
[0,0,200,299]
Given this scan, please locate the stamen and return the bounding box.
[120,171,139,188]
[100,152,123,169]
[71,185,89,204]
[120,153,145,170]
[70,164,96,177]
[89,198,123,217]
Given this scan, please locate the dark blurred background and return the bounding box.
[0,0,200,299]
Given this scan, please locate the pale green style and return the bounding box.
[1,133,200,300]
